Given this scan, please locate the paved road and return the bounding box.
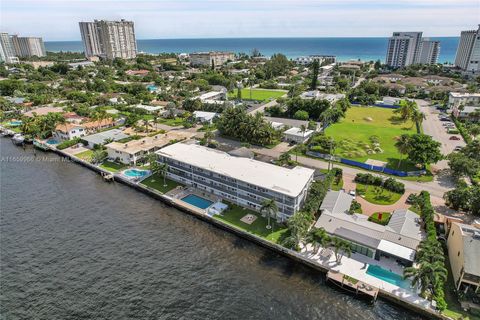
[248,99,282,115]
[417,100,466,171]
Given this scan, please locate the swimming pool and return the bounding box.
[46,138,59,145]
[123,169,149,178]
[366,265,410,289]
[8,121,22,127]
[181,194,213,210]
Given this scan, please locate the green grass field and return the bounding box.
[140,175,182,193]
[324,106,417,171]
[228,88,287,101]
[213,203,288,244]
[75,150,94,162]
[356,183,403,205]
[99,161,127,173]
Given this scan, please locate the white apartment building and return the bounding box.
[79,19,137,59]
[454,25,480,73]
[416,39,440,65]
[11,35,46,57]
[156,143,315,221]
[189,52,235,67]
[294,55,336,66]
[0,32,19,63]
[448,92,480,109]
[386,32,423,67]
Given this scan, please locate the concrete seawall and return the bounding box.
[53,147,447,320]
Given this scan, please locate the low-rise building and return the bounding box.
[453,106,480,122]
[193,111,218,124]
[448,92,480,109]
[300,91,345,103]
[294,55,336,66]
[447,223,480,293]
[190,52,235,67]
[81,129,129,149]
[105,131,194,165]
[156,143,315,221]
[133,104,164,113]
[315,195,425,266]
[53,123,87,141]
[283,127,314,144]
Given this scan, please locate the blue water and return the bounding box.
[8,121,22,127]
[366,265,410,289]
[46,138,59,145]
[181,194,213,209]
[45,37,459,63]
[123,169,149,178]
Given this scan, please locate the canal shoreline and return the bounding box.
[39,144,447,320]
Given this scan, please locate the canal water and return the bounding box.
[0,139,424,319]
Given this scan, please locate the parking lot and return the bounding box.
[418,101,466,171]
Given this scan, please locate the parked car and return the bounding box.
[454,146,463,151]
[440,117,450,121]
[349,190,356,200]
[449,136,460,140]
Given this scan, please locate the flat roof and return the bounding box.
[82,129,128,145]
[156,143,314,197]
[284,127,314,137]
[377,240,415,261]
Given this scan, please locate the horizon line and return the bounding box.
[44,35,461,42]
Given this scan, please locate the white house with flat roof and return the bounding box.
[193,111,218,124]
[448,92,480,109]
[133,104,164,113]
[283,127,314,143]
[156,143,315,221]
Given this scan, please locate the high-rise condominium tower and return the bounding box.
[0,32,19,63]
[11,35,46,58]
[454,25,480,73]
[385,32,439,67]
[79,19,137,60]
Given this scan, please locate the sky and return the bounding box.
[0,0,479,41]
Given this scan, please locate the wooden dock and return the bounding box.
[101,172,114,182]
[326,270,379,301]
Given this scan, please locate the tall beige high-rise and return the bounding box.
[79,19,137,60]
[454,25,480,73]
[11,35,46,58]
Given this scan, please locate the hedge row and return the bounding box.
[56,137,81,150]
[302,171,334,217]
[354,173,405,193]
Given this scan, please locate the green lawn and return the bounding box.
[356,184,403,205]
[324,106,417,171]
[99,161,127,173]
[213,203,288,244]
[76,150,94,162]
[157,117,185,126]
[368,212,392,225]
[140,174,182,194]
[228,88,287,101]
[331,178,344,191]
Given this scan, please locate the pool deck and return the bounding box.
[39,144,446,320]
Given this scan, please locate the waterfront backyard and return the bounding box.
[213,203,288,244]
[140,174,182,194]
[324,106,417,171]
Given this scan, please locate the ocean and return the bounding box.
[0,140,424,319]
[45,37,459,63]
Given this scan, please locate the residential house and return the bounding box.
[283,127,314,144]
[447,223,480,293]
[193,111,218,124]
[53,123,87,141]
[81,128,129,149]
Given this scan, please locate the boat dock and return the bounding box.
[326,270,379,302]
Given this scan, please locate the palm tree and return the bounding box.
[331,237,346,263]
[395,134,411,169]
[307,227,330,254]
[281,211,312,251]
[160,163,169,187]
[396,100,416,122]
[260,199,278,230]
[204,130,214,145]
[278,152,291,165]
[142,119,150,133]
[411,109,426,133]
[404,264,432,296]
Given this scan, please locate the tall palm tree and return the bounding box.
[411,109,426,134]
[160,163,169,187]
[307,227,330,254]
[395,134,411,169]
[260,199,278,230]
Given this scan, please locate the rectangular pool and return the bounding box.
[366,265,410,289]
[181,194,213,209]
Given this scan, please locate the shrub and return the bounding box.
[355,173,404,194]
[56,137,81,150]
[349,200,361,214]
[383,177,405,193]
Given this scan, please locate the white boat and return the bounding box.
[1,129,15,137]
[11,133,25,145]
